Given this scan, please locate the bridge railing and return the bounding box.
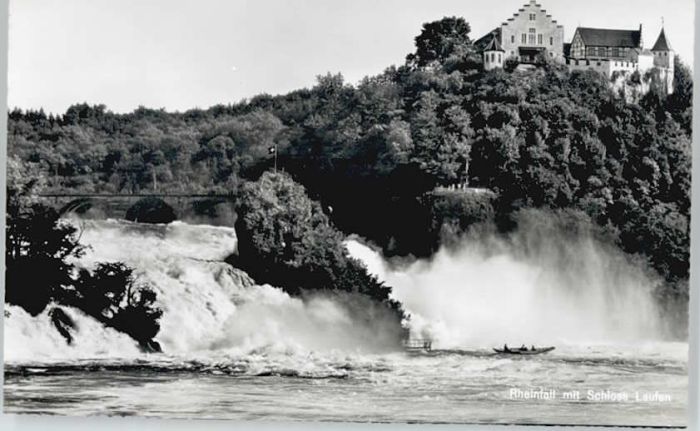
[39,193,236,199]
[402,339,433,351]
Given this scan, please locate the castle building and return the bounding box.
[569,27,643,61]
[477,0,675,94]
[483,37,505,71]
[651,28,675,93]
[475,0,564,64]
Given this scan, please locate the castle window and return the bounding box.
[598,47,606,57]
[491,53,495,62]
[498,53,502,62]
[550,37,553,45]
[586,60,590,65]
[612,47,619,57]
[511,35,515,43]
[528,28,536,44]
[538,34,543,45]
[522,34,527,43]
[529,13,536,20]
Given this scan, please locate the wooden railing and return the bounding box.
[403,339,433,352]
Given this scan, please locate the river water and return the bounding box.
[3,344,688,426]
[2,219,689,426]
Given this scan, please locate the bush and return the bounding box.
[234,171,403,312]
[6,158,163,351]
[125,197,176,224]
[5,158,85,315]
[503,57,520,73]
[71,262,163,349]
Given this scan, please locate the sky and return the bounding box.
[7,0,696,114]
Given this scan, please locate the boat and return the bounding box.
[493,346,555,355]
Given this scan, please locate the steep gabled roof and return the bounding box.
[484,36,505,52]
[575,27,642,48]
[475,28,501,49]
[652,28,672,51]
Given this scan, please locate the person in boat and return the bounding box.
[520,344,527,351]
[530,345,536,351]
[503,344,510,353]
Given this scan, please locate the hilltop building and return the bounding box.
[476,0,564,63]
[483,37,505,71]
[476,0,675,94]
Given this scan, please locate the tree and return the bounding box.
[6,157,164,349]
[5,15,692,308]
[234,171,401,308]
[408,92,474,185]
[5,157,84,315]
[667,56,693,133]
[200,110,285,177]
[407,17,474,68]
[70,263,163,350]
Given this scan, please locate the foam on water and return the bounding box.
[4,305,142,362]
[3,215,682,366]
[346,216,671,349]
[3,219,399,364]
[2,218,688,425]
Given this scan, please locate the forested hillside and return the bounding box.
[8,17,693,300]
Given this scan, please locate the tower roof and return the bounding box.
[484,36,505,52]
[652,28,672,51]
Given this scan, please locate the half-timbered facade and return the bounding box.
[475,0,675,93]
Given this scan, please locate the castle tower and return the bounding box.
[651,26,674,93]
[483,36,505,71]
[652,27,674,68]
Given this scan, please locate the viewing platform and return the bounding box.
[403,339,433,352]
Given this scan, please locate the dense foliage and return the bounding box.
[7,17,693,300]
[425,189,496,250]
[234,172,398,305]
[70,263,163,350]
[5,157,84,315]
[5,158,163,349]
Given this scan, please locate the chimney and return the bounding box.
[639,24,644,48]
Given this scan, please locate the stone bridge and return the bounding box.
[40,193,237,223]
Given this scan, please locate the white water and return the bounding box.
[4,305,142,362]
[346,215,669,349]
[3,218,688,425]
[3,216,676,362]
[4,219,400,364]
